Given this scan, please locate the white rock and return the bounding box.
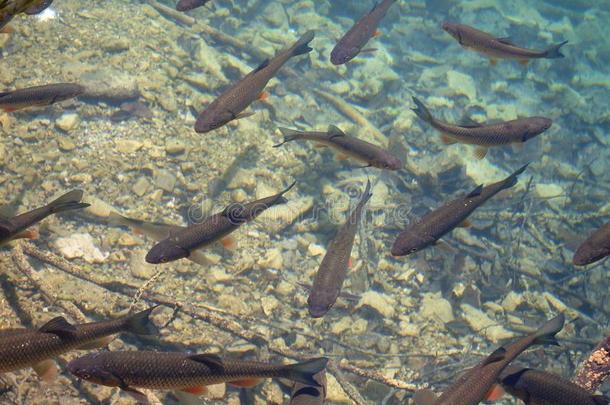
[55,113,80,132]
[54,233,108,263]
[356,291,396,318]
[460,304,514,343]
[447,70,477,101]
[420,292,454,323]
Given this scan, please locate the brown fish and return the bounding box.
[23,0,53,15]
[391,164,528,257]
[176,0,209,12]
[413,313,565,405]
[289,370,326,405]
[68,351,328,402]
[146,182,295,263]
[274,126,402,169]
[0,307,158,382]
[0,189,89,245]
[442,22,567,65]
[330,0,397,65]
[195,31,315,133]
[0,83,84,112]
[573,220,610,266]
[412,97,552,159]
[308,180,372,317]
[499,365,609,405]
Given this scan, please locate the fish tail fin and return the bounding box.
[544,40,568,59]
[500,163,529,190]
[411,96,434,124]
[122,306,160,336]
[47,190,89,213]
[532,313,565,346]
[273,128,302,147]
[285,357,328,387]
[290,30,315,57]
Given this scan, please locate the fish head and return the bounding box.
[145,240,189,264]
[573,244,607,266]
[521,117,552,142]
[194,109,233,133]
[307,293,334,318]
[330,46,356,66]
[441,22,464,43]
[68,354,121,387]
[390,230,430,256]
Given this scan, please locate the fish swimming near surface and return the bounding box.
[176,0,209,12]
[289,370,326,405]
[195,31,315,133]
[23,0,53,15]
[411,96,552,160]
[498,365,610,405]
[0,189,89,245]
[413,313,565,405]
[391,164,528,256]
[573,220,610,266]
[0,307,158,382]
[442,22,568,65]
[145,182,295,263]
[330,0,397,65]
[274,126,402,170]
[308,180,372,318]
[68,351,328,402]
[0,83,85,112]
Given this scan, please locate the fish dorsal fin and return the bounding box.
[188,354,225,371]
[482,347,507,366]
[496,37,515,45]
[38,316,77,338]
[459,116,483,127]
[466,184,483,198]
[327,125,346,138]
[253,59,270,73]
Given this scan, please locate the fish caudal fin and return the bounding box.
[285,357,329,386]
[411,96,434,124]
[544,40,568,59]
[290,30,315,57]
[47,190,89,214]
[123,306,159,336]
[532,313,565,346]
[500,163,529,190]
[273,127,303,147]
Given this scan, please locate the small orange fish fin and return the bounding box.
[440,134,458,145]
[0,25,14,34]
[32,359,58,383]
[13,229,39,240]
[220,236,236,250]
[348,257,353,269]
[474,146,488,160]
[2,107,18,113]
[234,111,255,120]
[257,91,269,102]
[180,385,208,395]
[77,336,114,350]
[457,219,472,228]
[373,30,382,38]
[228,378,263,388]
[489,59,498,66]
[336,153,349,160]
[518,59,529,66]
[485,384,506,401]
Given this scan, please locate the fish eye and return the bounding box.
[409,247,418,253]
[160,257,169,263]
[80,372,91,380]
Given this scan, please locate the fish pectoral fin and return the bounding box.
[373,30,382,37]
[38,316,77,338]
[0,25,13,34]
[1,107,18,113]
[257,91,269,102]
[76,336,114,350]
[180,385,208,395]
[495,36,515,45]
[234,111,255,120]
[327,125,346,137]
[412,389,438,405]
[484,384,506,401]
[474,146,488,160]
[12,229,39,240]
[220,236,237,250]
[228,378,263,388]
[482,347,507,365]
[457,219,472,228]
[122,386,150,404]
[32,359,58,383]
[440,134,458,145]
[187,353,225,371]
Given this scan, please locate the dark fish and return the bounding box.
[195,31,315,133]
[176,0,209,12]
[289,370,326,405]
[330,0,397,65]
[68,351,328,402]
[499,365,609,405]
[391,165,528,256]
[442,22,568,65]
[411,97,552,160]
[145,182,295,263]
[308,180,372,318]
[24,0,53,14]
[0,83,84,112]
[274,125,402,170]
[0,307,158,382]
[413,314,565,405]
[573,221,610,266]
[0,189,89,245]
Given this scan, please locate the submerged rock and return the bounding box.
[54,233,108,263]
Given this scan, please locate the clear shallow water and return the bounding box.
[0,0,608,404]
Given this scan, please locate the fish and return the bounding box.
[195,31,315,133]
[308,180,372,318]
[0,307,158,382]
[0,83,85,112]
[0,189,89,245]
[499,365,610,405]
[23,0,53,15]
[442,22,568,65]
[413,313,565,405]
[573,220,610,266]
[68,351,328,402]
[411,97,552,160]
[145,182,295,263]
[274,125,402,169]
[391,164,528,256]
[289,370,326,405]
[330,0,397,65]
[176,0,209,12]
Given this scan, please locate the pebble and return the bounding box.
[54,233,108,263]
[164,138,186,155]
[129,250,157,279]
[55,113,80,132]
[460,303,514,343]
[57,137,76,151]
[356,291,396,318]
[153,169,176,192]
[447,70,477,101]
[115,139,143,154]
[132,176,151,197]
[419,292,455,324]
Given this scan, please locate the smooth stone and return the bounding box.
[132,176,151,197]
[55,113,80,132]
[115,139,143,154]
[153,169,176,192]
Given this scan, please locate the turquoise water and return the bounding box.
[0,0,608,404]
